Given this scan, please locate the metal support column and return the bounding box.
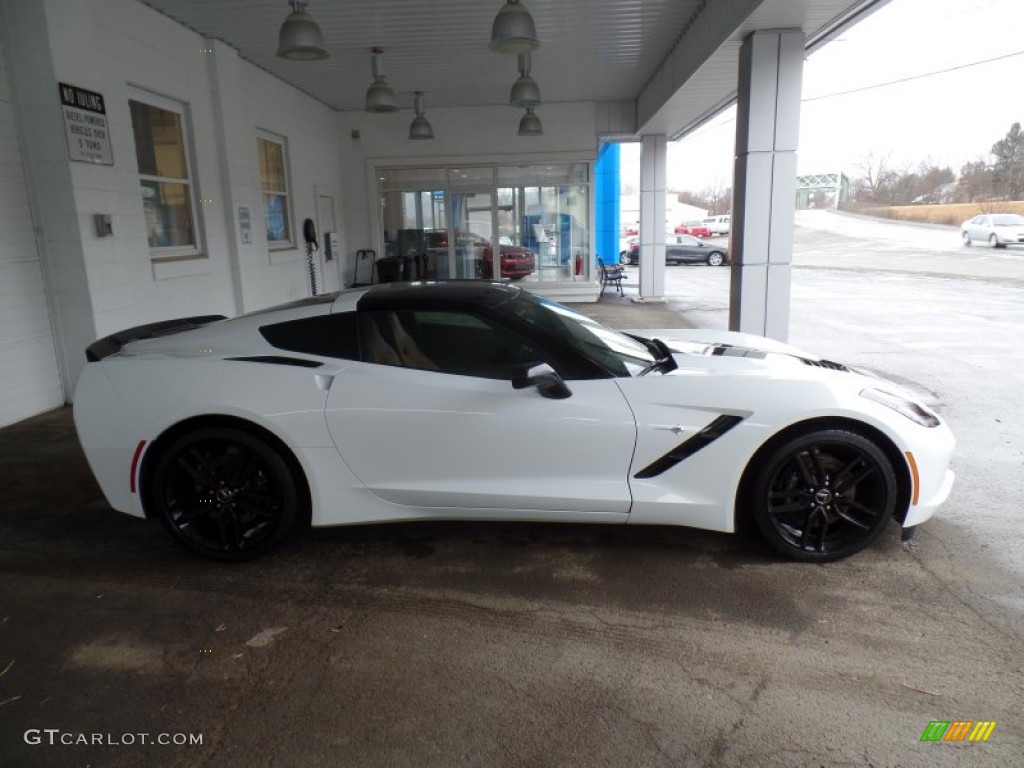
[729,29,804,340]
[637,134,667,302]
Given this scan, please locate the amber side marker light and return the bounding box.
[905,451,920,506]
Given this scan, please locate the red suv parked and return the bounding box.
[674,221,712,238]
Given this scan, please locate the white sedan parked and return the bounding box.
[960,213,1024,247]
[74,282,955,563]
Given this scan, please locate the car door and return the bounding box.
[971,215,989,240]
[324,308,636,520]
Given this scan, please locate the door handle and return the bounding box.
[314,374,335,392]
[654,425,684,435]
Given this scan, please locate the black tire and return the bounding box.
[747,429,897,562]
[988,233,1002,248]
[150,427,300,561]
[707,251,725,266]
[962,230,972,246]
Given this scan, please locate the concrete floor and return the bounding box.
[2,214,1023,766]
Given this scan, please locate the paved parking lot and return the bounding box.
[1,211,1022,766]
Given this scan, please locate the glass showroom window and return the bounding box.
[129,95,199,258]
[498,164,590,282]
[377,164,590,284]
[258,133,292,247]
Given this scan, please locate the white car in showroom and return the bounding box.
[74,283,955,563]
[960,212,1024,247]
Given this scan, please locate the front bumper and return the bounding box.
[903,468,955,527]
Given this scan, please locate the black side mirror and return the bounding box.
[511,362,572,399]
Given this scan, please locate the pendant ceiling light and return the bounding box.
[409,92,434,140]
[276,1,328,60]
[509,52,541,107]
[518,106,543,136]
[489,0,539,54]
[365,47,398,112]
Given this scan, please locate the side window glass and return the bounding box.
[360,309,552,379]
[361,311,439,372]
[259,312,359,359]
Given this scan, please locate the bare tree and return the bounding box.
[854,152,899,204]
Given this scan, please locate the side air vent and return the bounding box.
[634,414,745,479]
[801,358,849,372]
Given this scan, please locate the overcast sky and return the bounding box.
[624,0,1024,192]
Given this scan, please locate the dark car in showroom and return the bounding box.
[624,235,728,266]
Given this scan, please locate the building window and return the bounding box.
[378,164,590,284]
[129,94,199,258]
[258,133,292,247]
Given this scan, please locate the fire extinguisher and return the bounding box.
[574,251,582,276]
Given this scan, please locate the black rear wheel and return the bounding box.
[707,251,725,266]
[151,427,300,560]
[749,429,897,562]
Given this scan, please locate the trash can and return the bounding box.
[375,257,403,283]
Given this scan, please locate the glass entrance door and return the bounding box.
[451,188,497,279]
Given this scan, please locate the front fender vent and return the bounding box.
[634,414,745,479]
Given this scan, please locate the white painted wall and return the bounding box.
[0,34,63,427]
[1,0,343,397]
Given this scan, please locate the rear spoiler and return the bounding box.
[85,315,227,362]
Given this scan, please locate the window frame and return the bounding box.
[257,130,294,250]
[373,160,594,282]
[128,88,202,261]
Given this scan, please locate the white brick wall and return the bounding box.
[0,0,602,421]
[0,0,345,406]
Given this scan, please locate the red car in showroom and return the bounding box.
[424,231,535,280]
[674,220,712,238]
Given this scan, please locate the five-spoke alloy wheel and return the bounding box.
[151,427,300,560]
[749,429,898,562]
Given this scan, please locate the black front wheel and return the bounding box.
[150,427,301,560]
[748,429,898,562]
[707,251,725,266]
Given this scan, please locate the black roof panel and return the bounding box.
[356,281,523,312]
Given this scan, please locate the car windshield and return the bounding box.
[501,296,656,376]
[992,214,1024,226]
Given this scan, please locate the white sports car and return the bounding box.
[74,282,955,562]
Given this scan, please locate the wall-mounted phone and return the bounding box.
[303,218,319,296]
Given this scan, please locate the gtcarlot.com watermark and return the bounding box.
[24,729,203,747]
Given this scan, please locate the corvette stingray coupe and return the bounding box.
[74,282,955,562]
